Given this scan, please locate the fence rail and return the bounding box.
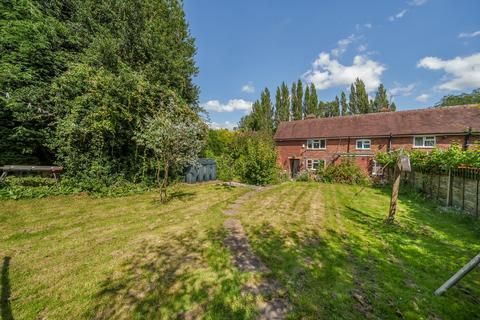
[385,166,480,218]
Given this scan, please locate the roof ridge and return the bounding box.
[279,104,479,125]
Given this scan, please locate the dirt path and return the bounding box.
[222,184,291,320]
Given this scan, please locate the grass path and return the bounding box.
[222,185,291,319]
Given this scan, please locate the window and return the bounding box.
[413,136,436,148]
[356,139,371,150]
[306,159,324,171]
[307,139,326,150]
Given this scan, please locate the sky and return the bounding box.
[183,0,480,130]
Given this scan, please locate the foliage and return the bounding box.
[436,88,480,107]
[375,144,480,170]
[373,83,389,112]
[0,176,150,200]
[239,88,274,133]
[232,132,280,185]
[1,0,200,191]
[295,171,311,182]
[274,82,290,127]
[318,160,370,185]
[134,110,206,202]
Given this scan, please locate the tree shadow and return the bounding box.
[1,256,13,320]
[87,228,257,319]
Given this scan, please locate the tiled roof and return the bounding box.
[273,105,480,140]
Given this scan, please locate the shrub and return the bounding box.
[233,132,280,185]
[295,171,310,182]
[318,160,370,185]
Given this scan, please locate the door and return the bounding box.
[290,159,300,178]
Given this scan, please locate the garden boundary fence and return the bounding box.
[385,166,480,217]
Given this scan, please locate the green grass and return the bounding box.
[1,182,480,319]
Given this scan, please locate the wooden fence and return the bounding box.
[385,166,480,218]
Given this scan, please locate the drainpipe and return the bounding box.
[347,136,350,154]
[464,127,472,151]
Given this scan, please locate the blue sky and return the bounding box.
[183,0,480,129]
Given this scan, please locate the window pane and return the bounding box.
[307,140,312,148]
[414,137,423,146]
[312,160,319,170]
[357,141,363,149]
[313,141,320,149]
[424,138,435,147]
[320,140,326,149]
[364,140,371,149]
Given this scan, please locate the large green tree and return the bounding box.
[1,0,202,183]
[274,82,290,126]
[291,81,302,120]
[373,83,389,112]
[340,91,348,115]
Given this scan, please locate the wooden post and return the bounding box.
[435,253,480,296]
[386,162,401,224]
[476,178,479,219]
[446,169,453,207]
[462,173,466,210]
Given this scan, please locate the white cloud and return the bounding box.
[417,53,480,91]
[357,44,368,53]
[201,99,253,112]
[408,0,427,6]
[241,83,255,93]
[389,82,416,96]
[459,31,480,39]
[208,121,237,131]
[389,9,407,21]
[303,52,386,92]
[331,34,360,57]
[355,23,373,31]
[416,94,430,102]
[364,23,372,29]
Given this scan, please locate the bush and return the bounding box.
[0,176,151,200]
[233,132,280,185]
[318,160,370,185]
[295,171,311,182]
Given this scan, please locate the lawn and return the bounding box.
[1,182,480,319]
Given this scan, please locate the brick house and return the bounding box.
[273,105,480,177]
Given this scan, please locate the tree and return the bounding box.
[341,91,348,115]
[436,89,480,107]
[296,79,304,119]
[134,111,205,202]
[355,78,370,114]
[390,101,397,111]
[373,83,389,112]
[274,82,290,127]
[303,86,311,117]
[309,83,319,116]
[318,101,326,118]
[349,83,357,114]
[259,88,274,133]
[291,81,302,120]
[332,96,340,116]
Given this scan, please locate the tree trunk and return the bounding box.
[385,163,401,224]
[160,161,169,203]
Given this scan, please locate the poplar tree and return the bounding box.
[259,88,274,133]
[349,83,357,114]
[303,86,311,117]
[318,101,326,118]
[281,82,290,120]
[333,96,340,116]
[309,83,318,116]
[341,91,348,115]
[291,80,302,120]
[373,83,389,112]
[355,78,370,114]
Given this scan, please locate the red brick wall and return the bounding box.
[276,134,479,175]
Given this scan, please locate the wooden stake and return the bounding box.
[386,162,401,224]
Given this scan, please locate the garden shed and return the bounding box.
[184,158,217,183]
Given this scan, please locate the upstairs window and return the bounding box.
[307,139,326,150]
[306,159,324,171]
[356,139,371,150]
[413,136,436,148]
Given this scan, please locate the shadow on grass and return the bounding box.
[245,185,480,319]
[1,256,13,320]
[88,228,256,320]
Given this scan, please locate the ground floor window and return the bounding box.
[356,139,371,150]
[306,159,325,171]
[413,136,436,148]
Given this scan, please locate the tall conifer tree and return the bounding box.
[349,83,357,114]
[355,78,370,114]
[309,83,318,116]
[303,86,311,117]
[341,91,348,115]
[373,83,389,112]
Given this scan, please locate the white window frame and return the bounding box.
[307,139,326,150]
[356,139,371,150]
[413,136,436,148]
[306,159,325,171]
